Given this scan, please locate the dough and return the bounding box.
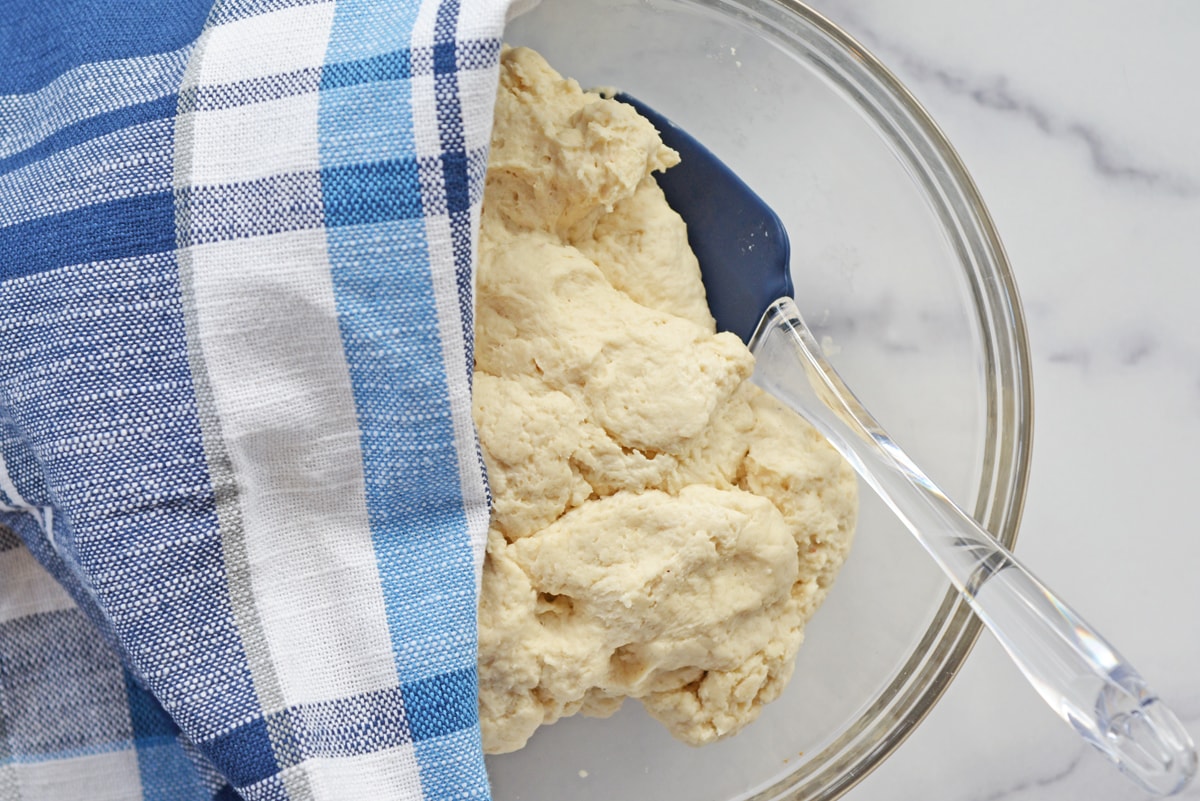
[474,46,857,754]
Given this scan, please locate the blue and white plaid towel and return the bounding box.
[0,1,525,797]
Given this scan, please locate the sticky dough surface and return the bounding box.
[474,46,858,755]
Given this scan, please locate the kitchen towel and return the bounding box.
[0,0,518,797]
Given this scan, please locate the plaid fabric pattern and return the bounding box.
[0,0,512,797]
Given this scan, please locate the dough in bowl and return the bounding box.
[473,46,858,755]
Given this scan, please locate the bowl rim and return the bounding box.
[495,0,1035,794]
[724,1,1035,798]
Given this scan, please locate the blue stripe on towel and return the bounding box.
[0,0,210,93]
[124,672,211,801]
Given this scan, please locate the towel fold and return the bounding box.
[0,1,518,797]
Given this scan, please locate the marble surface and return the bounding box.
[803,2,1200,799]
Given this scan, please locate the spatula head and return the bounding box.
[616,93,793,345]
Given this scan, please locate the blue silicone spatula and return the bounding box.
[617,92,1197,797]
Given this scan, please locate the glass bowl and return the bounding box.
[489,0,1033,799]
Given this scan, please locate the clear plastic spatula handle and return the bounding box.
[750,297,1197,796]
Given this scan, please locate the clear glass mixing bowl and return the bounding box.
[490,1,1033,798]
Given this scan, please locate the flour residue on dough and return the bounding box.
[474,46,857,755]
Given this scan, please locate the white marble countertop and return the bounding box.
[802,2,1200,799]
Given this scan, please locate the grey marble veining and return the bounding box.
[827,6,1200,199]
[802,2,1200,800]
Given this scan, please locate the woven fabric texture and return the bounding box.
[0,0,511,797]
